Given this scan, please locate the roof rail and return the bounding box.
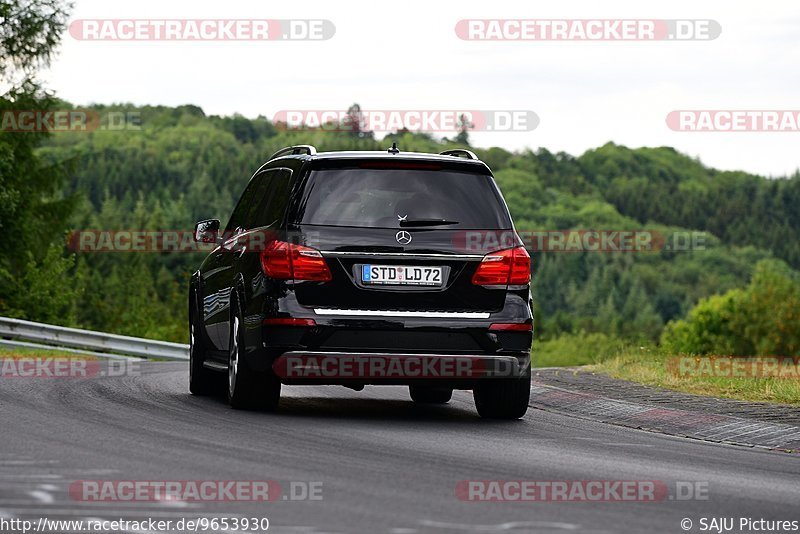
[439,149,478,160]
[269,145,317,160]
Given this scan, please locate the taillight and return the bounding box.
[509,246,531,284]
[263,318,316,326]
[489,322,532,331]
[260,241,332,282]
[471,246,531,286]
[261,241,292,278]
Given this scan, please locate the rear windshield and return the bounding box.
[295,167,512,229]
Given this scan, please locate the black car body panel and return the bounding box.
[190,148,533,399]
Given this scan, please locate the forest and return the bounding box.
[2,101,799,357]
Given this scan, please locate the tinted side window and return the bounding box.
[253,169,291,228]
[227,168,293,231]
[226,177,263,232]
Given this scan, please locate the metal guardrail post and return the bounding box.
[0,317,189,360]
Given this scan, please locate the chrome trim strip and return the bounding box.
[320,251,483,260]
[313,308,491,319]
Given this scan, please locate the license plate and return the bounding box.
[361,265,443,286]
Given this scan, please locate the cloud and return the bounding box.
[41,0,800,176]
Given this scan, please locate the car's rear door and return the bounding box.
[289,161,518,314]
[200,170,285,351]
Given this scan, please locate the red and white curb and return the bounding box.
[529,383,800,452]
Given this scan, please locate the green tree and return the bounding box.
[1,0,71,81]
[0,0,76,320]
[662,260,800,356]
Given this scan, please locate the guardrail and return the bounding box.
[0,317,189,361]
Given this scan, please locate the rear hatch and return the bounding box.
[289,160,517,313]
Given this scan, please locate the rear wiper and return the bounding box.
[399,218,460,227]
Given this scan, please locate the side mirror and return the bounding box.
[194,219,221,244]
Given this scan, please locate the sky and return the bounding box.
[41,0,800,177]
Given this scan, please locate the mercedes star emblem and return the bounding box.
[395,230,412,245]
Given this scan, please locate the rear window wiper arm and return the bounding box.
[399,218,460,227]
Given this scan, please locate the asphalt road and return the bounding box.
[1,362,798,534]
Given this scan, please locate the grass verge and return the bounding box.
[533,334,800,405]
[592,349,800,405]
[0,345,99,359]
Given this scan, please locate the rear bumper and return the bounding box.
[272,351,530,386]
[260,299,532,354]
[242,292,534,386]
[264,323,531,353]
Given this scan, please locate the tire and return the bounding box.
[227,294,281,411]
[473,372,531,419]
[189,291,218,396]
[409,386,453,404]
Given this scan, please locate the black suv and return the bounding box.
[189,145,533,419]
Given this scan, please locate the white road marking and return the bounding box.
[0,460,59,466]
[0,507,247,518]
[27,490,55,504]
[154,496,193,508]
[420,519,581,531]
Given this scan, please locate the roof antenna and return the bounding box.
[388,142,400,155]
